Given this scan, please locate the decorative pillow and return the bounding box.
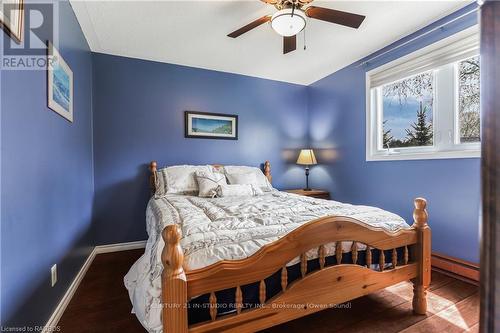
[155,165,212,196]
[215,184,263,197]
[224,165,273,191]
[211,165,225,175]
[195,171,227,197]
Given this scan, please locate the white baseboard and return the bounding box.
[43,240,146,332]
[42,247,97,333]
[95,240,147,254]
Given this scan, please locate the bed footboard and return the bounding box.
[161,198,431,333]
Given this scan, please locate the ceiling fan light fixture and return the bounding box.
[271,8,306,37]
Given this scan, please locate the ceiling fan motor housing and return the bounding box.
[261,0,313,10]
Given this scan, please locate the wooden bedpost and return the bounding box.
[162,225,188,332]
[264,160,272,184]
[411,198,431,315]
[150,161,158,196]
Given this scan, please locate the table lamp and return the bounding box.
[296,149,317,191]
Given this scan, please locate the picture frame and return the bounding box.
[185,111,238,140]
[0,0,24,43]
[47,41,74,122]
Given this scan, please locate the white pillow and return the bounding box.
[216,184,264,197]
[195,171,227,197]
[225,172,257,186]
[156,165,212,195]
[224,165,273,192]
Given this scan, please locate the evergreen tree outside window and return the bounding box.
[381,72,434,148]
[405,102,433,146]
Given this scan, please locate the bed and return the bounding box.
[125,161,431,333]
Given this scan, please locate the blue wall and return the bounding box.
[91,53,309,245]
[308,3,480,263]
[1,1,94,326]
[0,2,483,328]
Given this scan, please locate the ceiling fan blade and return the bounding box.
[283,35,296,54]
[227,15,271,38]
[305,6,365,29]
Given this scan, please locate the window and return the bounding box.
[458,56,480,143]
[382,71,434,149]
[366,28,480,161]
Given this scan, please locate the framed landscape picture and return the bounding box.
[0,0,24,43]
[47,42,73,122]
[185,111,238,140]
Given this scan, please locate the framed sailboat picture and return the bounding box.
[47,42,73,122]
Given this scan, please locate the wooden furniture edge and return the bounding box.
[411,198,431,315]
[285,189,330,199]
[149,161,158,196]
[189,264,418,333]
[431,252,479,284]
[285,189,328,194]
[162,225,188,332]
[149,160,272,196]
[479,5,499,331]
[160,197,431,332]
[185,216,418,296]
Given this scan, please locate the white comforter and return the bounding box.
[124,191,410,332]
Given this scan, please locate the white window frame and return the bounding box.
[366,26,480,162]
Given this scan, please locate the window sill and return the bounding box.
[366,149,480,161]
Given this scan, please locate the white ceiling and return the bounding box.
[70,1,470,85]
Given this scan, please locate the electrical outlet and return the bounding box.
[51,264,57,287]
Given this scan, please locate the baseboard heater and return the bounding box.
[431,252,479,285]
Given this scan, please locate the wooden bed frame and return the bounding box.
[149,160,431,333]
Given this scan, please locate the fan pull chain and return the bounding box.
[303,27,307,50]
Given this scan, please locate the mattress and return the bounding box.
[124,191,410,333]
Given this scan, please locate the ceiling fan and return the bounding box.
[227,0,366,54]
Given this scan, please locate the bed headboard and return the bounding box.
[149,161,272,195]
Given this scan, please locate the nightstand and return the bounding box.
[285,189,330,200]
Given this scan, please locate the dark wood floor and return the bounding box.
[58,249,479,333]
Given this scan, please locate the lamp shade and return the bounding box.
[296,149,317,165]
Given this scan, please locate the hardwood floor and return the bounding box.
[58,249,145,333]
[58,249,479,333]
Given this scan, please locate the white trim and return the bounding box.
[95,240,147,254]
[367,26,479,87]
[366,149,480,162]
[42,248,96,333]
[43,240,146,332]
[365,73,372,162]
